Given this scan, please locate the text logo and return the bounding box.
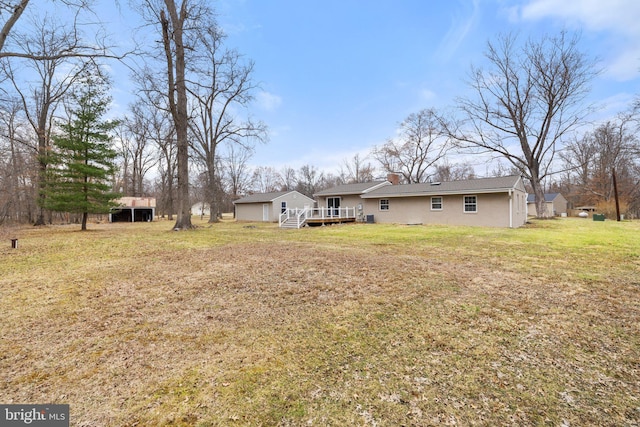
[1,405,69,426]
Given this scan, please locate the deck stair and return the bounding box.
[279,207,357,229]
[280,217,304,229]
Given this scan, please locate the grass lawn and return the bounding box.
[1,218,639,426]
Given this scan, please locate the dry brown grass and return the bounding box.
[1,218,639,426]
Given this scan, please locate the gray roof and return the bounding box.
[527,193,560,203]
[234,190,310,204]
[361,175,523,198]
[314,181,390,197]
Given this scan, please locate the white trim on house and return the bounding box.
[431,196,443,211]
[463,195,478,213]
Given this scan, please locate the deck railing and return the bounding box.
[279,207,311,228]
[279,207,357,228]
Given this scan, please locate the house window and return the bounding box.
[380,199,390,210]
[431,196,443,210]
[281,201,287,214]
[464,195,477,213]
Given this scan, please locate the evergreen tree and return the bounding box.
[43,71,120,230]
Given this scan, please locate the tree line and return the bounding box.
[1,1,638,228]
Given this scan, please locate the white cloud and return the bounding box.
[436,0,481,61]
[519,0,640,31]
[514,0,640,80]
[255,91,282,112]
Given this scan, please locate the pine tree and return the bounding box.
[43,71,120,230]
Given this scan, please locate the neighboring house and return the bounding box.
[314,180,392,221]
[527,193,568,217]
[110,197,156,222]
[233,190,315,222]
[192,202,211,217]
[359,175,528,228]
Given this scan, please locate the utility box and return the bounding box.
[366,215,375,224]
[593,214,605,221]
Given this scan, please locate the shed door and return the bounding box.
[262,203,269,221]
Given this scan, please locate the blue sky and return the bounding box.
[103,0,640,176]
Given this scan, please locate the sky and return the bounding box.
[100,0,640,176]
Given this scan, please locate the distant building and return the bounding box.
[526,193,568,217]
[110,197,156,222]
[192,202,211,217]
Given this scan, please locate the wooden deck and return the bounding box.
[279,207,358,228]
[305,216,356,226]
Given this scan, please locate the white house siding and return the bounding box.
[364,192,528,228]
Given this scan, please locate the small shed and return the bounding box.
[234,190,315,222]
[527,193,568,217]
[110,197,156,222]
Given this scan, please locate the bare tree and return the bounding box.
[295,164,324,197]
[562,116,639,216]
[373,108,450,183]
[146,0,196,230]
[1,1,123,61]
[148,99,176,219]
[447,32,598,218]
[187,23,267,222]
[223,142,253,201]
[340,153,375,183]
[250,166,281,194]
[279,166,297,191]
[1,14,95,225]
[0,0,30,53]
[433,160,476,182]
[115,101,158,196]
[0,98,36,223]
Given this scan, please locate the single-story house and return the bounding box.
[526,193,568,217]
[314,175,528,228]
[233,190,315,222]
[110,197,156,222]
[361,175,528,228]
[314,180,391,220]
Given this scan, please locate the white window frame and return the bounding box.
[463,195,477,213]
[379,199,390,211]
[431,196,443,211]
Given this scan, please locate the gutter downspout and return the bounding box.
[508,189,513,228]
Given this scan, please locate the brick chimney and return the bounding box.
[387,173,400,185]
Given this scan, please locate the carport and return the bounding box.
[109,197,156,222]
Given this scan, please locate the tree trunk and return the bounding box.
[207,166,219,223]
[531,180,548,218]
[161,4,192,230]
